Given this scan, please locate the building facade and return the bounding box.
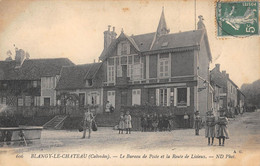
[99,10,213,127]
[210,64,239,115]
[0,49,74,107]
[55,63,104,114]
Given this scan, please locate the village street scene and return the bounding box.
[0,1,259,166]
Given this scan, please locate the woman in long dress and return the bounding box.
[205,111,216,145]
[216,110,229,146]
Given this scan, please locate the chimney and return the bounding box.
[197,15,206,29]
[215,64,220,71]
[222,70,226,76]
[15,48,25,68]
[226,73,229,79]
[103,25,117,50]
[111,26,117,40]
[103,25,111,50]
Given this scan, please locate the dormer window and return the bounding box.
[86,79,93,87]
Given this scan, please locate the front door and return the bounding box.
[121,90,127,106]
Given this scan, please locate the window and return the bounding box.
[18,97,24,106]
[160,89,167,106]
[121,43,128,55]
[86,79,93,86]
[132,89,141,105]
[79,93,85,106]
[177,88,187,106]
[44,97,50,106]
[127,55,143,80]
[118,42,130,55]
[1,97,6,105]
[156,88,170,106]
[107,91,115,107]
[108,66,115,82]
[158,54,170,78]
[34,96,40,106]
[25,96,31,106]
[87,92,100,105]
[174,87,190,107]
[32,81,37,88]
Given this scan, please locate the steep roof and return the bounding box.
[56,63,102,90]
[99,29,210,60]
[0,58,74,80]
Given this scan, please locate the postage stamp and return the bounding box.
[216,1,259,37]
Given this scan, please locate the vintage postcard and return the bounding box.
[0,0,259,166]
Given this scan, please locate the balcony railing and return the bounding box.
[103,75,196,86]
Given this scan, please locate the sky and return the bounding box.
[0,0,259,88]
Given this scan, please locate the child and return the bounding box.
[125,111,132,134]
[194,111,202,135]
[205,110,216,145]
[216,110,229,146]
[118,112,125,134]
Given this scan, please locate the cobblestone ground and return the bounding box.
[1,110,260,166]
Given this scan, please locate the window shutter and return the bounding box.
[187,87,190,106]
[156,89,159,106]
[127,43,130,54]
[174,88,177,106]
[117,43,122,55]
[167,88,170,106]
[87,93,91,105]
[96,93,100,105]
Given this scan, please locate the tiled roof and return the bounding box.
[56,63,102,90]
[99,29,211,61]
[150,30,204,51]
[131,32,155,52]
[0,58,74,80]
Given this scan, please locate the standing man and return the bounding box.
[194,111,202,135]
[82,108,94,139]
[183,112,189,128]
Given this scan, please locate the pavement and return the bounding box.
[0,110,260,166]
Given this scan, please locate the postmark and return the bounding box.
[216,1,259,37]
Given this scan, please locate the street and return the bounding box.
[0,110,260,166]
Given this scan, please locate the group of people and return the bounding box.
[204,110,229,146]
[118,111,132,134]
[140,113,174,132]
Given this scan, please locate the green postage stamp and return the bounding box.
[216,1,259,37]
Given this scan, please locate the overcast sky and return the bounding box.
[0,0,259,88]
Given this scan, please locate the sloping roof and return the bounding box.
[99,29,211,61]
[150,30,204,51]
[0,58,74,80]
[56,63,102,90]
[131,32,155,52]
[210,68,227,88]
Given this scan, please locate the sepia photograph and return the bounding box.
[0,0,259,165]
